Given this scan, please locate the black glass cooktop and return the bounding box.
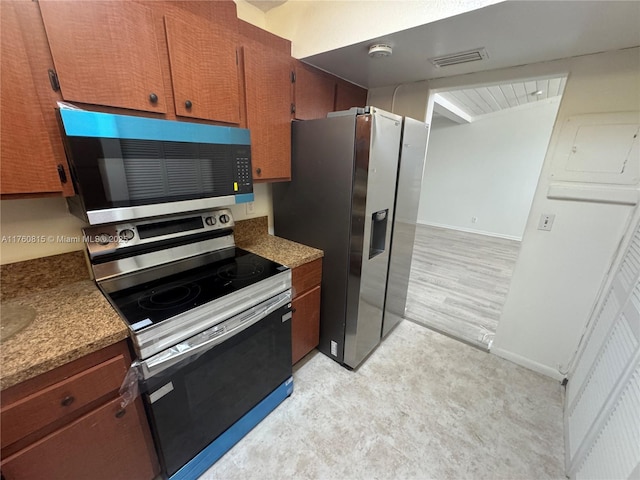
[107,248,288,330]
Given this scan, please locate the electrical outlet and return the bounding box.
[245,202,255,215]
[538,214,555,231]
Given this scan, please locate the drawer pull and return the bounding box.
[115,409,126,419]
[60,396,75,407]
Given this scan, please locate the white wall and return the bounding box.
[368,47,640,379]
[0,198,87,264]
[417,97,561,240]
[491,48,639,379]
[239,0,501,59]
[0,184,273,265]
[368,81,430,121]
[233,0,267,28]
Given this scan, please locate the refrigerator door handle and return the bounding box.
[369,208,389,259]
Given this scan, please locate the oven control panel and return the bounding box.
[83,208,235,258]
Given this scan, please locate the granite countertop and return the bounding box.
[1,252,128,391]
[234,217,323,268]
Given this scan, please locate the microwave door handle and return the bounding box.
[141,290,292,379]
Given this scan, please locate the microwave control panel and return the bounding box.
[233,146,252,194]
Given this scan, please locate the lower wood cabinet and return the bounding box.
[1,397,156,480]
[0,341,159,480]
[291,258,322,364]
[292,285,321,365]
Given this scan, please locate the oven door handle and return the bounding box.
[141,289,292,379]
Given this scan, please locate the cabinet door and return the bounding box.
[294,61,335,120]
[164,11,239,124]
[335,79,368,112]
[0,2,66,195]
[1,397,159,480]
[1,354,128,450]
[292,258,323,296]
[39,1,167,114]
[292,285,321,365]
[242,42,292,182]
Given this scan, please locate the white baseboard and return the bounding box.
[491,346,565,381]
[417,220,522,242]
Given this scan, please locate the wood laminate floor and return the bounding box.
[405,225,521,349]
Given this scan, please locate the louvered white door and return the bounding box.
[565,212,640,479]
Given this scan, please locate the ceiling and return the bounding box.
[301,1,640,88]
[439,75,567,115]
[432,75,567,125]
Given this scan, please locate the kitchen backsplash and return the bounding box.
[234,216,269,244]
[0,251,90,301]
[0,185,274,265]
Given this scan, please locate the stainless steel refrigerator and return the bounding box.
[383,116,430,337]
[273,107,428,369]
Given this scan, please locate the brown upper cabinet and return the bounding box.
[240,40,293,182]
[293,61,368,120]
[38,1,168,114]
[238,21,293,182]
[163,9,240,123]
[1,1,73,197]
[293,61,335,120]
[6,0,368,194]
[335,78,368,112]
[38,0,241,124]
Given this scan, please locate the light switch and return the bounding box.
[538,214,555,231]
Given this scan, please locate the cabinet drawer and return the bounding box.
[292,258,322,298]
[1,396,158,480]
[292,285,321,365]
[1,354,128,449]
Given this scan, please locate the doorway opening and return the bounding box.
[405,75,567,350]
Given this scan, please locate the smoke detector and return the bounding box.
[368,44,393,58]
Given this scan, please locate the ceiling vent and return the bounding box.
[429,48,489,68]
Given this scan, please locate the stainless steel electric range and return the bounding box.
[83,209,293,480]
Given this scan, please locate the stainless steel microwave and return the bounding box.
[58,109,253,225]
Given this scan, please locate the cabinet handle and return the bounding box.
[115,409,127,419]
[149,93,158,104]
[61,396,75,407]
[48,69,60,92]
[57,164,68,184]
[256,167,262,175]
[292,308,297,313]
[185,100,192,109]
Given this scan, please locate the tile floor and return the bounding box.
[200,320,565,480]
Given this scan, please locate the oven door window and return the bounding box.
[144,304,292,477]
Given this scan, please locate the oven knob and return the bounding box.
[97,233,111,246]
[205,216,216,226]
[119,229,135,241]
[219,214,230,224]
